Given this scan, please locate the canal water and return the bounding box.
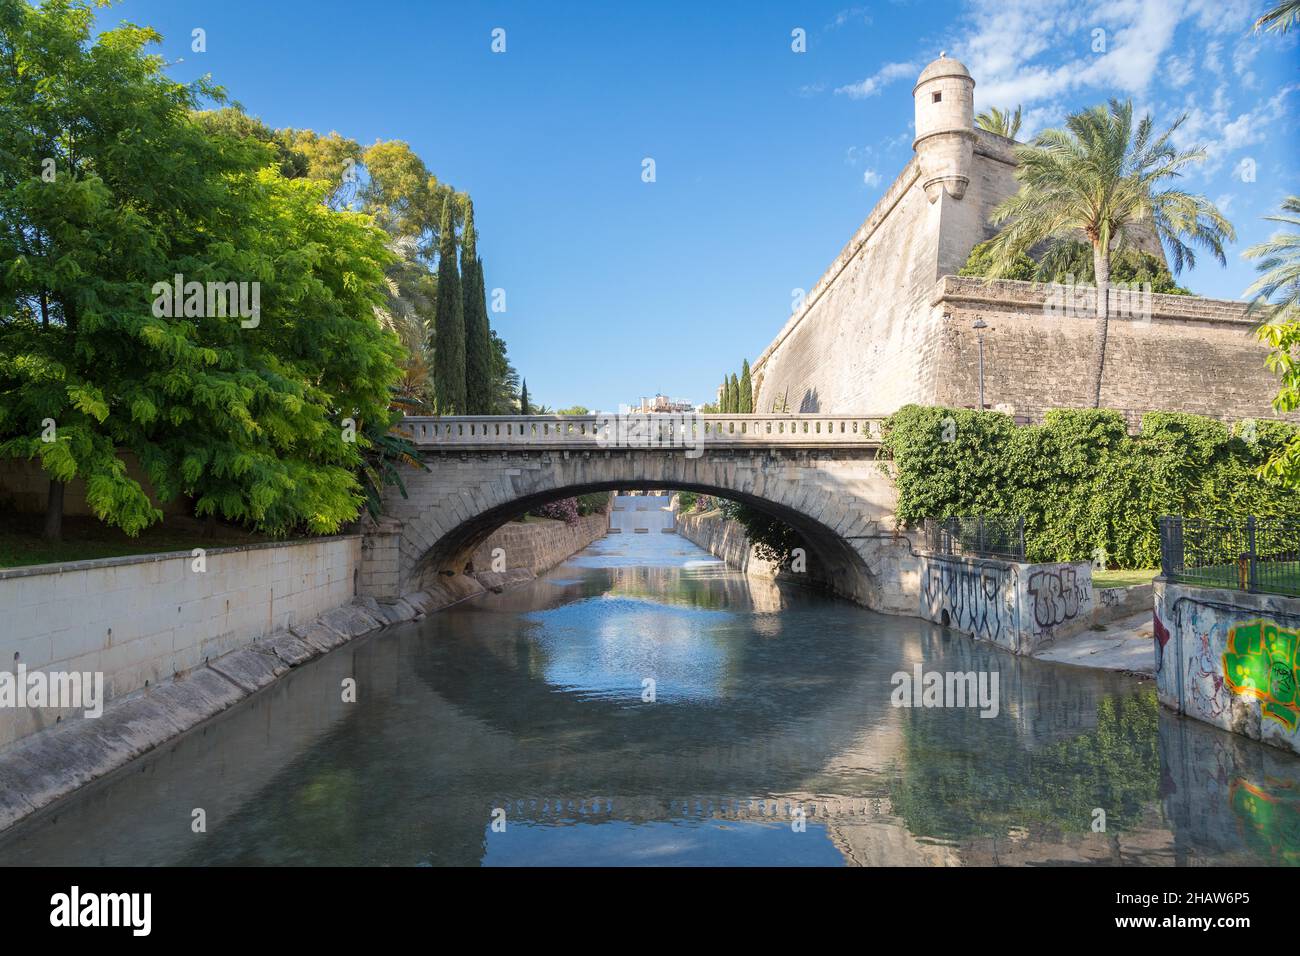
[2,529,1298,866]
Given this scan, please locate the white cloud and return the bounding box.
[834,61,917,99]
[953,0,1240,111]
[1165,51,1194,88]
[863,169,883,187]
[1203,40,1223,76]
[826,6,873,30]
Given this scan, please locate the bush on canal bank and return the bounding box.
[881,405,1300,569]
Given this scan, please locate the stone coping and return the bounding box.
[0,533,362,581]
[933,275,1255,327]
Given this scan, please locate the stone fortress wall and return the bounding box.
[752,56,1286,423]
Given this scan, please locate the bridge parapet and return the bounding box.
[399,413,888,451]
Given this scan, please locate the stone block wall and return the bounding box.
[1154,580,1300,755]
[468,511,608,576]
[0,536,359,748]
[934,277,1289,420]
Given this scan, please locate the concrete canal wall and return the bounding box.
[1154,581,1300,756]
[0,509,613,832]
[917,555,1095,655]
[0,535,360,750]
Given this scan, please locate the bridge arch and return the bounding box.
[362,416,917,614]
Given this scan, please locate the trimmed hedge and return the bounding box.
[881,405,1300,569]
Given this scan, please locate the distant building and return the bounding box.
[629,393,695,414]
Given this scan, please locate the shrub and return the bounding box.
[881,404,1300,568]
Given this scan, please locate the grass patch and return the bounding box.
[1171,563,1300,598]
[1092,568,1159,588]
[0,514,282,569]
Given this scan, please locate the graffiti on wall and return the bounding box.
[922,562,1012,645]
[1223,618,1300,731]
[1153,613,1170,670]
[1027,566,1090,631]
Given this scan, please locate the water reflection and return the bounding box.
[1,532,1298,866]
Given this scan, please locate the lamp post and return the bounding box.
[973,318,989,410]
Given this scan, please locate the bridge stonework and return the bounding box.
[363,415,918,616]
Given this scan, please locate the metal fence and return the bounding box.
[1159,516,1300,597]
[922,516,1025,562]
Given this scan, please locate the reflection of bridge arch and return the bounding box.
[365,414,916,613]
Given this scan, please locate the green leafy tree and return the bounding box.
[432,199,465,414]
[0,0,403,539]
[983,101,1233,407]
[0,0,403,541]
[361,139,456,261]
[1245,196,1300,487]
[461,199,493,414]
[738,359,753,413]
[276,127,364,209]
[489,329,520,413]
[519,379,530,415]
[960,239,1190,293]
[974,105,1022,139]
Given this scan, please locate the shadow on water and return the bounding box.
[1,531,1298,866]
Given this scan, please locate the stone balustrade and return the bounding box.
[398,414,888,450]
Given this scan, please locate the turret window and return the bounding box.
[932,92,942,103]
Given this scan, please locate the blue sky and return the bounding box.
[101,0,1298,412]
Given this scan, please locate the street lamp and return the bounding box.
[973,318,989,410]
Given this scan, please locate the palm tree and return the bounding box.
[975,105,1023,140]
[1244,196,1300,318]
[984,100,1233,407]
[1244,196,1300,488]
[1255,0,1300,33]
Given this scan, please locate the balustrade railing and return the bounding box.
[400,414,887,449]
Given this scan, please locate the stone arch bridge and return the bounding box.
[361,414,916,613]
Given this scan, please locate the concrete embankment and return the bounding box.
[0,510,608,833]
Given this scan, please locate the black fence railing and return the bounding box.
[1159,516,1300,597]
[922,516,1025,562]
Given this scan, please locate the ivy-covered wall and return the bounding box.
[881,405,1300,569]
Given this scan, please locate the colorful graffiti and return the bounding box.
[1229,777,1300,865]
[1223,618,1300,730]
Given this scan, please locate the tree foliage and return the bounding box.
[0,0,404,536]
[1245,196,1300,488]
[881,405,1300,568]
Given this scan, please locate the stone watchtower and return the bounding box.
[912,53,975,202]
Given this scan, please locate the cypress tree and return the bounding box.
[520,379,530,415]
[462,199,493,414]
[433,198,466,414]
[739,359,753,413]
[727,374,739,413]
